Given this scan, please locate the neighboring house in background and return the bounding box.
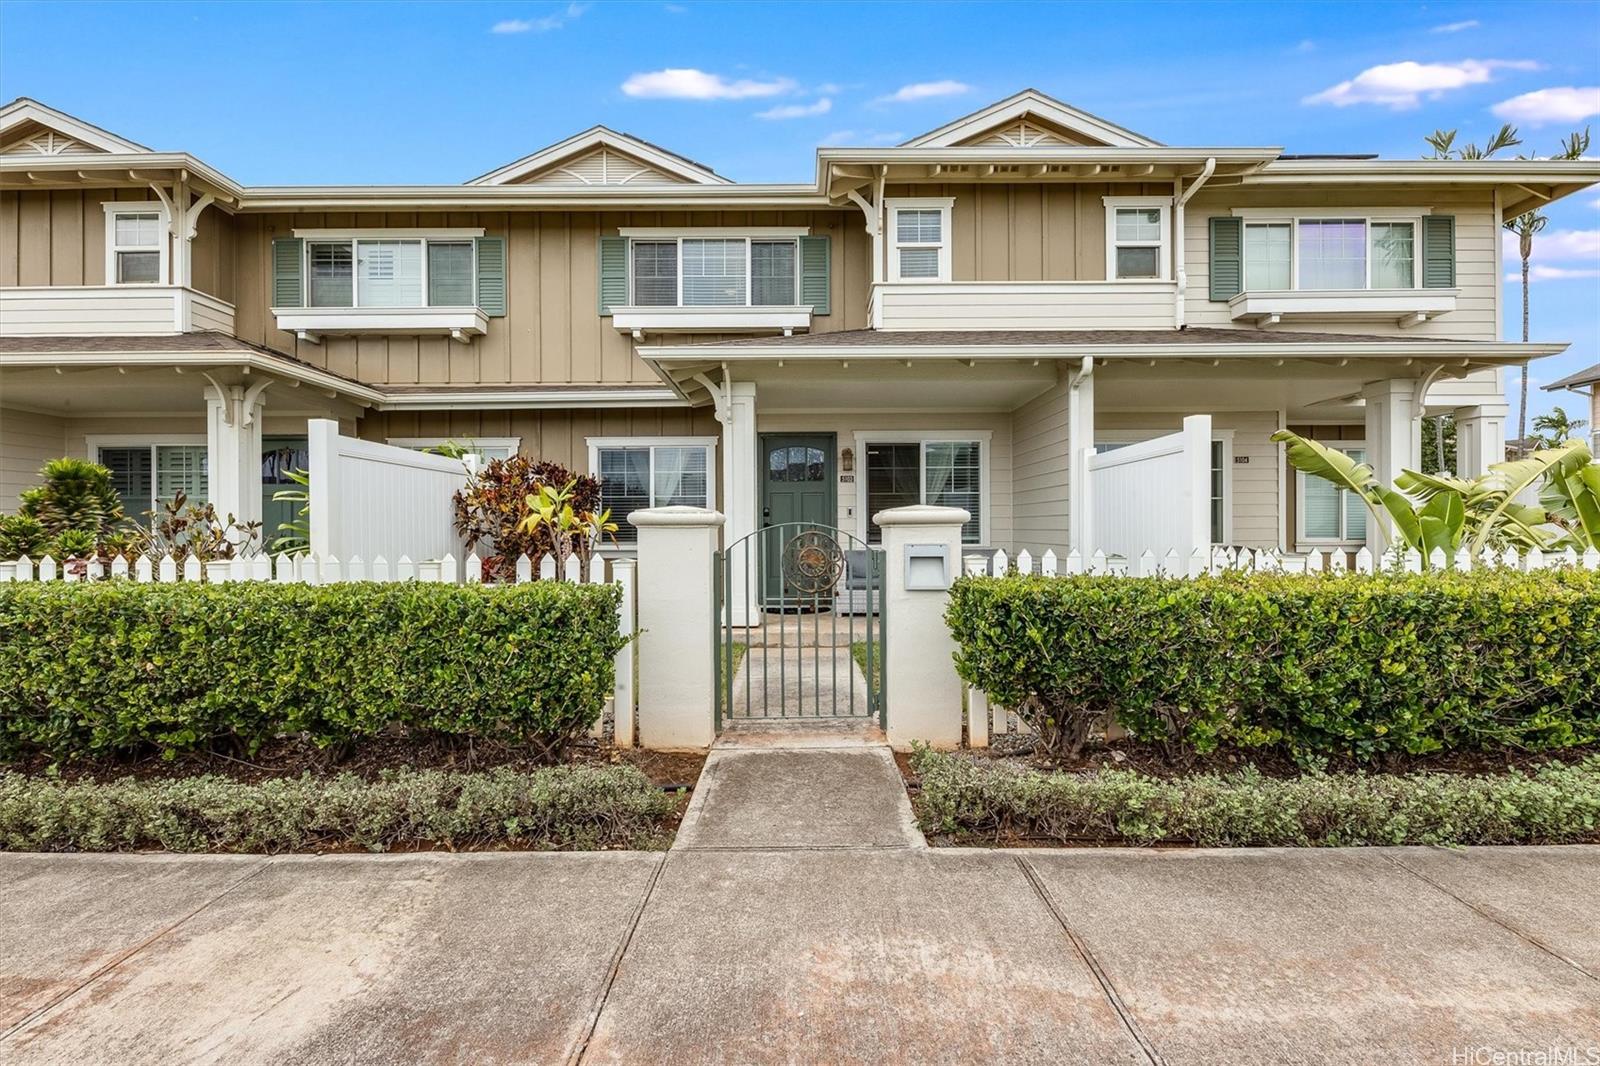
[3,90,1597,569]
[1543,363,1600,455]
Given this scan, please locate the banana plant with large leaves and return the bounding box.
[1271,431,1588,563]
[1538,442,1600,550]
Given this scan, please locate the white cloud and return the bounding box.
[1506,265,1600,281]
[1292,39,1317,54]
[1303,59,1539,110]
[875,80,972,104]
[663,3,686,11]
[492,3,587,33]
[755,98,832,120]
[1430,19,1480,33]
[1492,86,1600,125]
[621,68,796,100]
[1502,227,1600,262]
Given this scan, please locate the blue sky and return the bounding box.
[2,0,1597,425]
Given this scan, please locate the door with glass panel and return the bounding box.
[760,434,836,606]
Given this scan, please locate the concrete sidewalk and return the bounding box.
[2,745,1597,1065]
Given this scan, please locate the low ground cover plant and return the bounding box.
[0,580,626,762]
[946,568,1600,763]
[911,748,1600,847]
[0,764,673,852]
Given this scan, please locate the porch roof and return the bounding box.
[1544,362,1600,391]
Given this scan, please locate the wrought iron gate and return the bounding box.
[713,522,886,729]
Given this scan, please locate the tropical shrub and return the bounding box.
[452,456,602,581]
[16,458,125,540]
[0,765,674,853]
[0,514,48,559]
[132,493,262,562]
[0,580,627,761]
[946,569,1600,762]
[911,748,1600,847]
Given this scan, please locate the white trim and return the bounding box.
[291,227,485,239]
[618,226,809,238]
[102,201,169,287]
[386,437,521,460]
[1294,439,1368,548]
[624,234,803,312]
[900,89,1163,149]
[1103,197,1172,281]
[850,430,992,546]
[585,436,720,545]
[885,197,954,284]
[295,234,478,312]
[0,99,150,154]
[611,305,812,333]
[271,305,488,340]
[468,126,730,186]
[1229,206,1433,219]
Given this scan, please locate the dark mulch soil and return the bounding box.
[4,735,708,792]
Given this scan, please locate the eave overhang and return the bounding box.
[0,151,245,204]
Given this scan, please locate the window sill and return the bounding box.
[1228,289,1457,328]
[271,306,489,344]
[610,305,813,336]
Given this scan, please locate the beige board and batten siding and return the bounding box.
[1097,411,1282,550]
[1,407,66,511]
[0,187,235,302]
[1182,186,1498,340]
[231,210,868,388]
[756,411,1014,549]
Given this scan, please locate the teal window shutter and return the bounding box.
[474,236,506,316]
[799,235,831,315]
[1208,217,1243,301]
[272,237,303,309]
[598,236,628,315]
[1421,215,1455,288]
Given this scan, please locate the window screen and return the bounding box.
[1370,222,1415,289]
[865,443,922,542]
[681,239,747,306]
[1297,220,1366,290]
[427,242,474,306]
[751,240,796,306]
[308,242,354,307]
[631,241,677,306]
[1244,223,1291,291]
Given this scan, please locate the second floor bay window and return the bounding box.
[628,237,800,308]
[1242,216,1422,292]
[303,238,475,308]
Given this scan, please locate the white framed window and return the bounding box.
[103,202,168,286]
[1103,197,1171,280]
[886,198,953,282]
[586,436,718,545]
[292,229,482,309]
[88,436,208,516]
[1296,441,1368,546]
[387,437,520,464]
[1094,430,1233,544]
[1235,212,1425,292]
[853,431,989,545]
[619,229,806,308]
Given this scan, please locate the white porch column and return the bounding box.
[631,506,725,750]
[1453,403,1508,478]
[1362,378,1421,549]
[721,381,759,626]
[204,381,268,526]
[1066,357,1096,556]
[876,505,967,751]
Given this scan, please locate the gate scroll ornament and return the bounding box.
[782,529,846,597]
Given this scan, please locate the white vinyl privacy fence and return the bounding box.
[307,418,471,563]
[1085,414,1212,564]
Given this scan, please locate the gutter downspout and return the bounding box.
[1172,157,1217,328]
[1068,356,1096,556]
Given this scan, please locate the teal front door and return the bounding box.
[760,433,837,606]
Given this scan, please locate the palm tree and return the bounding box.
[1531,405,1589,450]
[1426,126,1591,455]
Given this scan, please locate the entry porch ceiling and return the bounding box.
[0,361,364,420]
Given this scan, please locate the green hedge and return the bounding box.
[0,581,626,760]
[946,569,1600,761]
[0,765,673,852]
[912,749,1600,847]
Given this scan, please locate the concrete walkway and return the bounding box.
[725,645,872,721]
[3,742,1598,1064]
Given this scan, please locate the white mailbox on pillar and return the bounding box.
[874,505,968,750]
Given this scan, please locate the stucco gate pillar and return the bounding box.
[874,505,969,751]
[629,506,725,750]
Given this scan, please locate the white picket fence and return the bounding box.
[965,543,1600,579]
[0,549,640,748]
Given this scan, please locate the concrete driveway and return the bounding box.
[3,745,1597,1064]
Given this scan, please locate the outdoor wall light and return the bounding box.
[840,447,854,473]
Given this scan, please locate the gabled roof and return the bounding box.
[900,88,1163,149]
[1544,362,1600,391]
[0,97,150,155]
[467,126,730,186]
